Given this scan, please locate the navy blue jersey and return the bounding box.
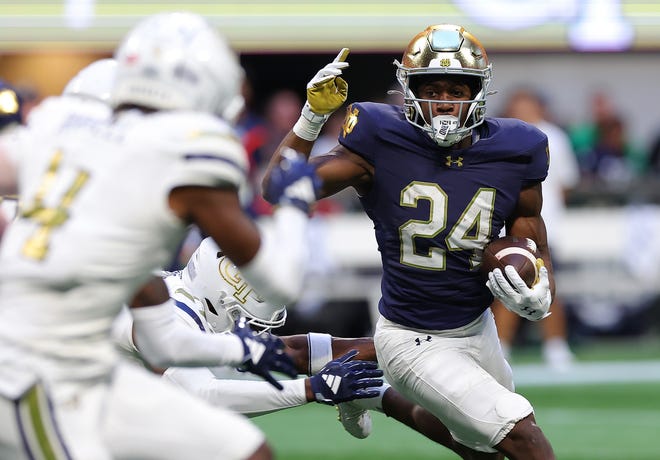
[338,102,548,330]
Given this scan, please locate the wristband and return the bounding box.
[292,102,330,141]
[307,332,333,375]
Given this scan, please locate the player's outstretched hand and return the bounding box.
[234,318,298,390]
[306,47,350,116]
[294,48,350,140]
[263,148,321,214]
[487,263,552,321]
[310,350,384,405]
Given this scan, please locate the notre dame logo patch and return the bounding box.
[342,105,359,138]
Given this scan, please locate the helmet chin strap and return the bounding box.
[430,115,471,147]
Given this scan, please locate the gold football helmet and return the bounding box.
[394,24,493,147]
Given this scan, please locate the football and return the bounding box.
[481,236,539,288]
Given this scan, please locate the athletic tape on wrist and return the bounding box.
[293,103,329,141]
[293,116,325,141]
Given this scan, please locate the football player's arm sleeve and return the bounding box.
[163,367,308,417]
[239,205,309,307]
[131,300,245,369]
[112,305,139,354]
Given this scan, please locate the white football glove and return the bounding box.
[487,263,552,321]
[294,48,350,141]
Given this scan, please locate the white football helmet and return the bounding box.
[394,24,493,147]
[111,11,245,122]
[63,58,117,103]
[181,238,287,334]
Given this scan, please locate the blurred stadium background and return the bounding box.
[2,1,660,458]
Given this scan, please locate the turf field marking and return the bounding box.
[512,360,660,386]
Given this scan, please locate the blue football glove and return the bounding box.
[263,148,321,214]
[233,318,297,390]
[309,350,384,405]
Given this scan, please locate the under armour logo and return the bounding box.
[445,156,463,167]
[321,373,342,394]
[414,336,432,346]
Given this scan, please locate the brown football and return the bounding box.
[481,236,539,288]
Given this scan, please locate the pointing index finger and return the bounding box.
[334,47,350,63]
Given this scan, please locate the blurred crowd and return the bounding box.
[4,73,660,217]
[3,66,660,369]
[243,83,660,213]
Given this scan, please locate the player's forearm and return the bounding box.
[331,337,377,361]
[131,300,245,369]
[282,333,377,375]
[163,367,308,417]
[280,131,315,158]
[263,132,315,194]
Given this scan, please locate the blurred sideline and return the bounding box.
[258,207,660,335]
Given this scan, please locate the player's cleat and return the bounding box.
[336,401,372,439]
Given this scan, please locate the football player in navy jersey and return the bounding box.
[264,24,555,459]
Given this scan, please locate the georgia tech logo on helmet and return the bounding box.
[218,257,264,305]
[342,105,359,138]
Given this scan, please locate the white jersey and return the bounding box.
[535,120,580,249]
[0,95,248,384]
[0,196,17,229]
[113,273,309,415]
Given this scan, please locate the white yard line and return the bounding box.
[540,408,660,425]
[512,360,660,386]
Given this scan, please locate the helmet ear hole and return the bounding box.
[229,310,242,323]
[204,298,218,316]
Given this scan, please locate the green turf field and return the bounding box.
[253,340,660,460]
[254,381,660,459]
